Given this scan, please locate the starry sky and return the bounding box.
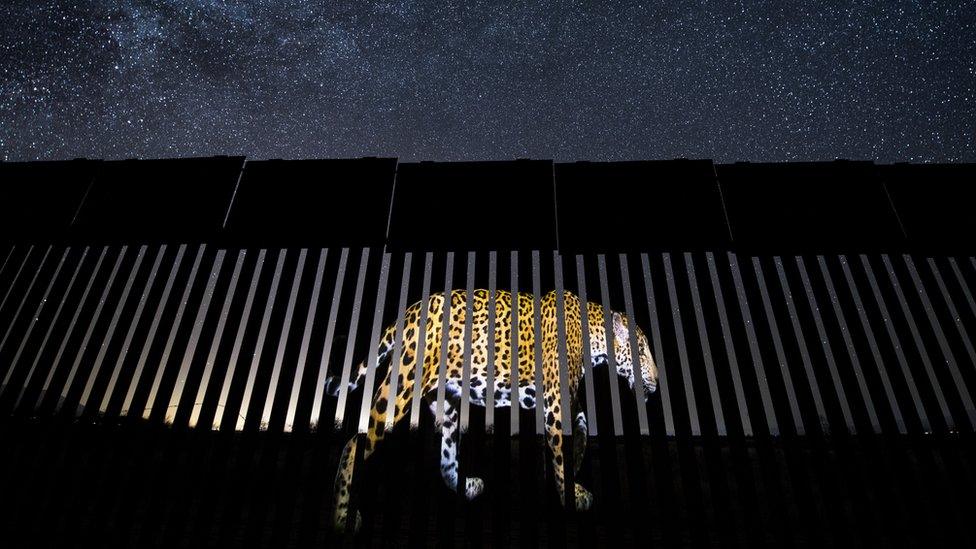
[1,1,974,162]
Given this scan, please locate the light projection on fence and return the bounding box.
[324,288,659,532]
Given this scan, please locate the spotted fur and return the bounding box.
[326,289,658,532]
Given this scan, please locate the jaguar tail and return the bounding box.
[325,322,397,397]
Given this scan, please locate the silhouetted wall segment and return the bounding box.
[0,157,973,547]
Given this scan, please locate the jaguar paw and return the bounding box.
[574,484,594,511]
[464,477,485,500]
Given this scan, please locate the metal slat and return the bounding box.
[485,251,497,431]
[727,252,779,436]
[880,254,955,431]
[818,255,881,434]
[283,249,327,432]
[16,247,90,411]
[685,253,726,436]
[860,255,932,432]
[98,246,167,416]
[189,250,246,428]
[310,248,349,430]
[902,255,976,430]
[259,248,308,431]
[795,256,857,435]
[597,255,624,436]
[553,252,572,438]
[928,259,976,396]
[120,245,188,417]
[0,245,33,314]
[774,256,831,435]
[574,255,598,436]
[58,246,129,414]
[661,253,697,436]
[76,245,148,415]
[142,244,208,420]
[531,250,545,435]
[163,250,227,424]
[705,251,753,437]
[384,252,412,430]
[333,248,371,430]
[510,251,519,436]
[357,252,392,434]
[212,249,266,430]
[434,252,454,426]
[752,256,804,436]
[639,253,674,437]
[838,255,906,434]
[1,247,69,397]
[0,245,51,361]
[459,252,476,433]
[235,248,287,431]
[409,253,434,429]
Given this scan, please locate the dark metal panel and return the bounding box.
[751,256,804,436]
[705,252,753,437]
[684,253,727,436]
[189,249,246,428]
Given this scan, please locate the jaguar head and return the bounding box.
[610,311,659,401]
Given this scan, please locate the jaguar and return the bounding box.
[325,289,658,532]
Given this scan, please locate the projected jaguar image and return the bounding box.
[324,289,659,532]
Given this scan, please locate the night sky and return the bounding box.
[2,1,973,162]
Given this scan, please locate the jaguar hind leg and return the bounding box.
[426,385,484,500]
[332,437,362,533]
